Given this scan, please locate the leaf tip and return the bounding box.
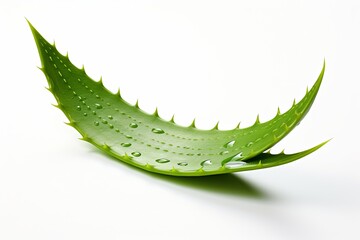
[212,121,220,130]
[170,114,176,123]
[153,107,159,117]
[189,118,196,128]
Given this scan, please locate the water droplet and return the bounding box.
[177,162,188,166]
[102,119,108,124]
[131,152,141,157]
[92,111,96,115]
[67,85,72,89]
[108,115,113,120]
[78,96,83,100]
[90,90,94,93]
[201,160,212,166]
[83,113,88,116]
[96,95,100,99]
[219,150,229,155]
[231,152,243,161]
[156,158,170,163]
[106,103,111,106]
[63,78,67,83]
[121,143,131,147]
[246,142,254,147]
[87,106,91,110]
[95,103,102,109]
[225,140,235,148]
[152,128,165,134]
[129,123,138,128]
[94,121,99,126]
[125,135,132,139]
[109,124,114,129]
[72,91,77,96]
[225,161,246,169]
[76,106,81,111]
[77,78,81,82]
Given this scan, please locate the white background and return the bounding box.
[1,0,359,239]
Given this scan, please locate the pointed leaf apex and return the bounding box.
[213,121,220,130]
[236,122,241,129]
[135,99,140,108]
[103,143,111,150]
[37,66,45,73]
[197,168,205,173]
[255,114,260,124]
[190,118,196,128]
[116,88,122,98]
[65,121,75,127]
[170,114,176,123]
[153,107,159,117]
[277,107,281,116]
[98,76,103,86]
[52,103,60,109]
[79,136,90,142]
[292,98,296,107]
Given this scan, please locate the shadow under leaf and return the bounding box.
[149,172,270,199]
[89,146,270,199]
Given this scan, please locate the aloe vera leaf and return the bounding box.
[29,21,328,176]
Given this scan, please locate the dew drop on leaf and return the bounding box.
[95,103,102,109]
[201,159,212,166]
[152,128,165,134]
[177,162,188,166]
[219,150,229,155]
[129,123,138,128]
[132,152,141,157]
[156,158,170,163]
[231,152,243,161]
[121,143,131,147]
[225,161,246,169]
[224,140,235,148]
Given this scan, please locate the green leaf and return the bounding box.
[28,20,328,176]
